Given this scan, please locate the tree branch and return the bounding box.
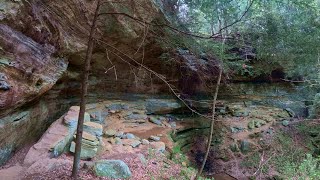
[214,0,255,36]
[97,0,255,40]
[95,37,213,119]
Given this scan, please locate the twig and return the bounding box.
[105,49,118,80]
[195,65,223,178]
[114,66,118,80]
[104,65,115,73]
[134,23,149,55]
[253,152,275,176]
[280,78,306,83]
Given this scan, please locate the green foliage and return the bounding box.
[296,121,320,151]
[271,131,319,178]
[240,151,261,168]
[282,154,320,180]
[176,0,320,79]
[237,129,320,178]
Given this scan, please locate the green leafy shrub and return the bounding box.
[282,154,320,180]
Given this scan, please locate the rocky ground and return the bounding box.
[0,98,319,180]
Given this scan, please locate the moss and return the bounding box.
[0,144,13,166]
[240,151,261,168]
[272,131,305,174]
[296,121,320,151]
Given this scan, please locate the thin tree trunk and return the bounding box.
[71,0,101,178]
[195,67,223,179]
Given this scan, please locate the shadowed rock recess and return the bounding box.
[0,2,317,179]
[0,0,216,166]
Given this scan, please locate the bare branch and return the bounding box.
[97,0,255,40]
[215,0,255,35]
[96,38,212,119]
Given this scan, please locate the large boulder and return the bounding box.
[23,107,82,166]
[94,160,132,179]
[145,99,182,114]
[0,0,179,166]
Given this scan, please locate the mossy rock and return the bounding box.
[230,143,239,152]
[248,120,255,129]
[94,160,132,179]
[238,140,255,154]
[248,119,267,129]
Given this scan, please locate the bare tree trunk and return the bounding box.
[195,67,223,179]
[71,0,101,178]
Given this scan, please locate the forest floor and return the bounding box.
[0,100,319,180]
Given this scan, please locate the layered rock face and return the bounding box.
[0,0,314,166]
[0,0,181,165]
[0,0,220,166]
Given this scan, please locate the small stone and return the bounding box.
[105,129,116,137]
[162,121,172,128]
[248,120,255,129]
[230,127,237,133]
[149,117,162,125]
[230,143,239,152]
[141,139,149,145]
[121,139,140,148]
[130,140,141,148]
[233,109,249,117]
[267,129,273,134]
[169,122,176,128]
[150,142,165,153]
[282,120,289,126]
[149,136,160,141]
[115,137,122,145]
[115,131,124,138]
[125,133,135,139]
[256,120,266,128]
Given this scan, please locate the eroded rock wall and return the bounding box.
[0,0,176,165]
